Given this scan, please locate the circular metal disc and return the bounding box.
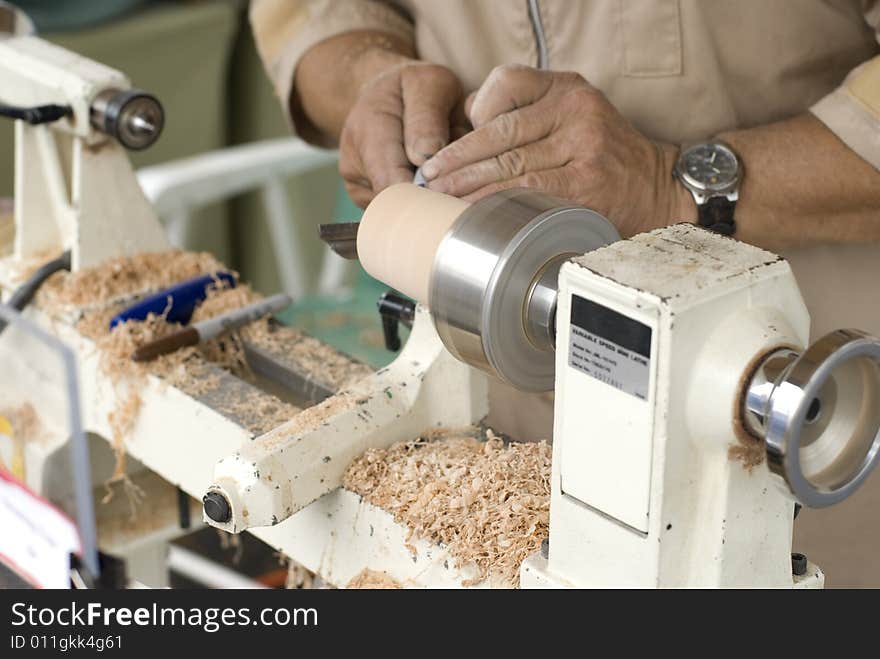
[430,189,618,392]
[764,329,880,507]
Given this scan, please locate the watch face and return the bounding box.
[679,143,739,193]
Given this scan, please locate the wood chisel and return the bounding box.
[131,293,292,362]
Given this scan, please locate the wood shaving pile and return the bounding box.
[346,569,402,589]
[81,282,261,385]
[37,250,223,309]
[242,318,372,391]
[343,429,551,587]
[189,284,260,374]
[89,310,202,480]
[209,384,303,437]
[88,286,303,478]
[27,248,370,514]
[38,251,303,483]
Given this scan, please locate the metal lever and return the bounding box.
[378,290,415,351]
[744,329,880,507]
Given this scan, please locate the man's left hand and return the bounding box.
[420,65,694,238]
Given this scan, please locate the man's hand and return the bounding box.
[339,62,466,207]
[293,31,468,208]
[421,65,693,238]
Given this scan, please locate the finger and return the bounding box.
[338,136,370,187]
[460,166,575,204]
[428,136,569,197]
[358,115,414,192]
[362,146,412,192]
[468,64,553,128]
[401,65,462,165]
[344,180,374,209]
[422,101,553,180]
[340,112,411,201]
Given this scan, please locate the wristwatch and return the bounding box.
[673,141,742,236]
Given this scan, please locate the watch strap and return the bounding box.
[697,196,736,236]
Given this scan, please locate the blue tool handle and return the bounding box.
[109,271,236,330]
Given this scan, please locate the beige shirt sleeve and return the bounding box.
[249,0,414,138]
[810,2,880,170]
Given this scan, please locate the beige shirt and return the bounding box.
[251,0,880,339]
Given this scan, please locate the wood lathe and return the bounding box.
[1,15,879,588]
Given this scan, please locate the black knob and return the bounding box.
[377,290,416,352]
[791,552,808,576]
[203,491,231,523]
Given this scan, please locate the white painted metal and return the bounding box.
[559,287,658,532]
[207,307,489,532]
[521,224,816,588]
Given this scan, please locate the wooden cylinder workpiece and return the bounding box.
[357,183,470,304]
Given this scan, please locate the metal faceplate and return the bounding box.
[428,189,619,392]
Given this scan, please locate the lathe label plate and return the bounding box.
[568,295,651,401]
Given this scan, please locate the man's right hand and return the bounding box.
[339,62,464,207]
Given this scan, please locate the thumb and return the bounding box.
[401,64,462,166]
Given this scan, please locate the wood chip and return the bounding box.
[343,428,551,587]
[39,251,303,484]
[346,569,402,589]
[37,250,224,309]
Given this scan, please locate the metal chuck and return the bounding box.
[429,188,619,391]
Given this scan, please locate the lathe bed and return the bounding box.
[1,249,543,588]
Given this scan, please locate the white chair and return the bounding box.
[136,138,347,299]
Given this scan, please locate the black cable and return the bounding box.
[0,103,72,125]
[0,249,71,333]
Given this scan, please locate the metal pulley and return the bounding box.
[744,329,880,507]
[429,189,619,391]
